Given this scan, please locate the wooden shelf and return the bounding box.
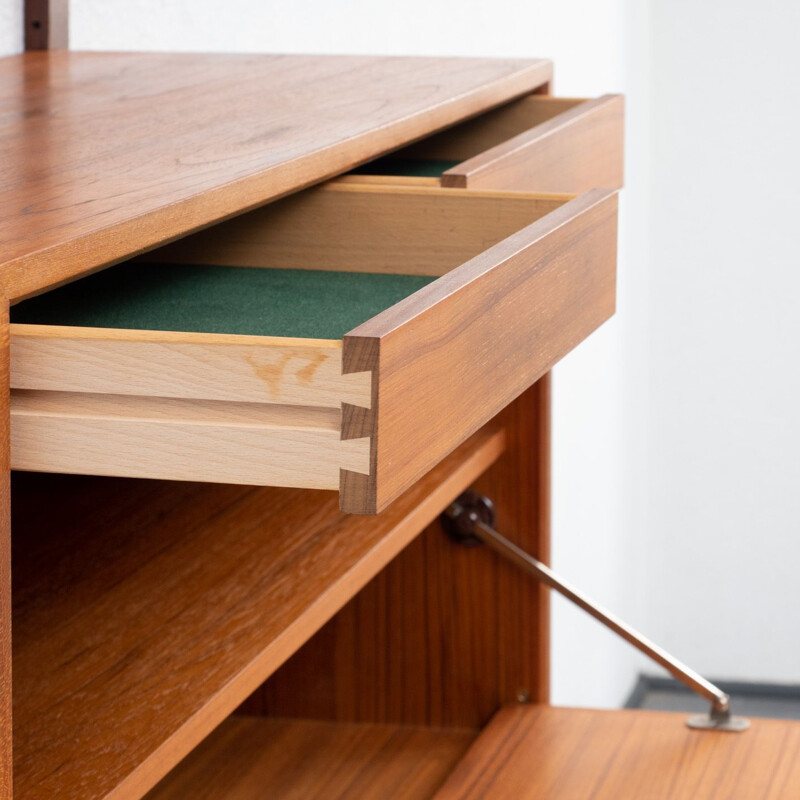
[434,705,800,799]
[12,426,505,800]
[145,716,475,800]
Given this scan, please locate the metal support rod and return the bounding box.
[442,493,749,732]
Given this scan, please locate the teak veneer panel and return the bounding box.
[400,96,584,162]
[0,305,10,800]
[341,189,617,513]
[0,52,551,301]
[12,426,505,800]
[146,717,475,800]
[254,381,551,728]
[441,95,625,192]
[357,94,624,194]
[435,705,800,799]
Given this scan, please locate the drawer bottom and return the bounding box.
[11,262,434,341]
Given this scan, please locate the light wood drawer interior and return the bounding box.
[10,181,617,513]
[349,94,624,193]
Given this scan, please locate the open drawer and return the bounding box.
[9,181,617,514]
[350,94,624,193]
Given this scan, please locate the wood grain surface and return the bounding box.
[146,716,475,800]
[399,96,583,162]
[434,705,800,800]
[0,307,10,800]
[138,181,565,277]
[11,425,504,800]
[253,381,551,727]
[341,189,617,513]
[10,325,370,407]
[0,52,550,302]
[441,95,624,192]
[10,389,371,489]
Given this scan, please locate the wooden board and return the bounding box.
[0,308,10,800]
[441,95,625,193]
[400,95,584,161]
[10,390,371,489]
[12,425,505,800]
[0,52,551,302]
[10,325,371,407]
[145,716,475,800]
[138,182,566,276]
[434,705,800,800]
[341,189,618,513]
[252,381,551,727]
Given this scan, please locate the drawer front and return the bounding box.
[340,188,617,513]
[442,95,624,192]
[10,183,617,513]
[351,94,624,194]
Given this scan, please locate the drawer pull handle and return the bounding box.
[441,491,749,733]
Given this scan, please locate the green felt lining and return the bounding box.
[350,158,460,178]
[11,264,436,341]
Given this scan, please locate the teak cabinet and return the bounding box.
[1,51,798,800]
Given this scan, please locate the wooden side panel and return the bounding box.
[10,325,371,408]
[0,305,10,800]
[255,381,550,727]
[139,183,564,277]
[442,95,625,193]
[341,189,617,514]
[434,705,800,800]
[10,391,370,489]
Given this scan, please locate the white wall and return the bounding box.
[645,0,800,684]
[0,0,22,55]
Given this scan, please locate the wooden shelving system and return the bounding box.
[5,43,798,800]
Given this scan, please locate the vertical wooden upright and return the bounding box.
[24,0,69,51]
[0,305,12,800]
[5,6,71,794]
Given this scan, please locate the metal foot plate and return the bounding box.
[686,714,751,732]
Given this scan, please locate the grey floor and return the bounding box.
[626,676,800,720]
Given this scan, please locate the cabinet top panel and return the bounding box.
[0,51,551,300]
